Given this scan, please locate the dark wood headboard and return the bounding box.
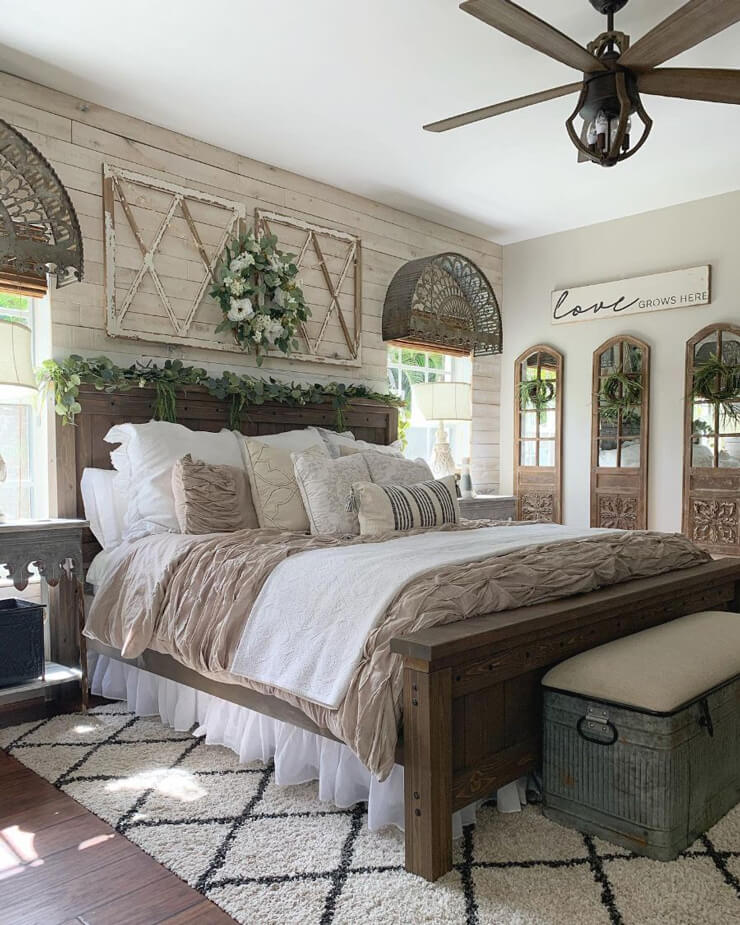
[54,383,398,566]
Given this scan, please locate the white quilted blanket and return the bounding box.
[231,523,611,709]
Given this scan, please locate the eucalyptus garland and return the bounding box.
[598,371,643,422]
[691,353,740,424]
[37,355,405,431]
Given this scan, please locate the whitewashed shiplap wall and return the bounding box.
[0,71,502,490]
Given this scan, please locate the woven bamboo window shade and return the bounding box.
[0,119,83,298]
[383,253,502,357]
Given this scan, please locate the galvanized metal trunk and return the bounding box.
[542,679,740,860]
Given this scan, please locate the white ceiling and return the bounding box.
[1,0,739,243]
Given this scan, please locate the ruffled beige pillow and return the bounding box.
[172,454,258,534]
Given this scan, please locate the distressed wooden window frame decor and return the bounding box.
[0,119,83,296]
[590,335,650,531]
[514,344,563,523]
[382,253,502,357]
[682,322,740,556]
[103,164,246,349]
[254,209,362,367]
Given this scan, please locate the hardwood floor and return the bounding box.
[0,750,234,925]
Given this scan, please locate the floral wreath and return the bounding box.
[212,229,310,364]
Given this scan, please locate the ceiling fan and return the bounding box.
[424,0,740,166]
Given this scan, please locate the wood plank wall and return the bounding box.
[0,71,502,491]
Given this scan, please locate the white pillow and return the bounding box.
[80,468,127,549]
[237,427,325,462]
[105,421,244,541]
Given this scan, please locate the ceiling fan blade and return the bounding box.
[460,0,606,73]
[619,0,740,71]
[424,82,581,132]
[638,68,740,104]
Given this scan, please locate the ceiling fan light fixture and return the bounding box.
[425,0,740,167]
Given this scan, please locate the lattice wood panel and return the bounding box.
[255,209,362,367]
[103,165,246,351]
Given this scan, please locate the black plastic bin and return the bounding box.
[0,599,45,687]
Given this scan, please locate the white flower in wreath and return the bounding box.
[225,275,246,297]
[268,254,285,273]
[227,297,254,322]
[230,252,255,273]
[273,287,286,308]
[245,236,261,253]
[265,319,285,345]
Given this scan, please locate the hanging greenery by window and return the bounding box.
[598,371,643,422]
[691,353,740,424]
[518,378,555,422]
[37,355,405,431]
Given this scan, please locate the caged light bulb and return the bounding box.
[622,116,633,152]
[586,121,597,150]
[595,110,609,151]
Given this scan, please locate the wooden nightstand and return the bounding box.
[0,518,88,711]
[459,495,516,521]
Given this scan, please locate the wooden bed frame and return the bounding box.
[57,384,740,882]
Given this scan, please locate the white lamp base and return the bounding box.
[430,421,456,478]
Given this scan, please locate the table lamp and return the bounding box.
[0,320,36,523]
[411,380,472,478]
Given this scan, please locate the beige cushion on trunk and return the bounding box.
[542,610,740,713]
[172,455,258,534]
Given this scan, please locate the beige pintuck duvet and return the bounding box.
[85,523,709,779]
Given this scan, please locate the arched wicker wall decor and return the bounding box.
[513,344,563,523]
[590,335,650,530]
[0,119,83,294]
[682,322,740,556]
[382,253,502,357]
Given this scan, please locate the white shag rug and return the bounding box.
[1,705,738,925]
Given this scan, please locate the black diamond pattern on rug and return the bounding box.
[2,706,738,924]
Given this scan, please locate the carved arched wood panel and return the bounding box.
[682,322,740,556]
[514,345,563,522]
[590,335,650,530]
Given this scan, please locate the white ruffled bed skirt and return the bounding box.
[89,653,527,835]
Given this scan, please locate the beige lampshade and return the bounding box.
[411,381,472,422]
[0,320,35,390]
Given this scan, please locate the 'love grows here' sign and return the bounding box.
[551,266,710,325]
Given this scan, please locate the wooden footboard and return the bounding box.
[391,559,740,881]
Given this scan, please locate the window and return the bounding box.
[387,347,471,464]
[0,292,48,520]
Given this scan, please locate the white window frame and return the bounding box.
[0,292,50,520]
[387,347,472,464]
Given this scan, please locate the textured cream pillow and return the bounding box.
[292,445,371,535]
[309,426,357,459]
[243,436,329,531]
[353,475,460,536]
[172,455,258,534]
[342,450,434,486]
[338,439,404,458]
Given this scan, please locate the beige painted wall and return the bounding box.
[502,190,740,531]
[0,71,503,490]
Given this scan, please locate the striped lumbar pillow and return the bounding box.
[351,475,459,536]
